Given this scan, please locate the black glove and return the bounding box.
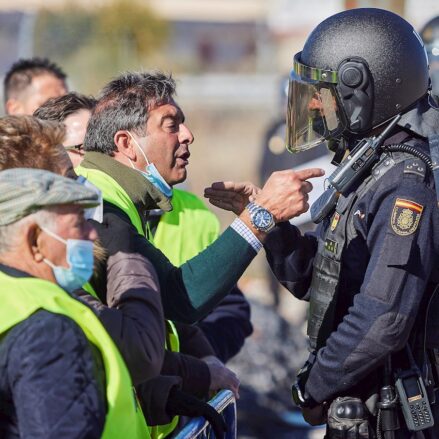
[166,387,227,438]
[327,397,372,439]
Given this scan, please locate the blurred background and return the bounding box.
[1,0,438,437]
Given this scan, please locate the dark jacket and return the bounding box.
[147,199,253,363]
[82,151,257,324]
[264,98,439,406]
[162,322,214,398]
[197,285,253,363]
[78,152,256,423]
[0,266,106,439]
[78,219,213,398]
[76,235,165,386]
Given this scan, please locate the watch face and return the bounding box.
[254,208,273,229]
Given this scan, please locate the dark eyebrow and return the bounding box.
[160,108,185,125]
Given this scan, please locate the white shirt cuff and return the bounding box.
[230,218,263,253]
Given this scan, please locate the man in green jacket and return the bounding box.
[78,70,324,324]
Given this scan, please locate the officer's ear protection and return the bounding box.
[336,57,374,135]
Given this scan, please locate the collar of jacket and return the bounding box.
[0,263,32,279]
[398,95,439,139]
[80,151,172,216]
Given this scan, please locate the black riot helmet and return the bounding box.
[420,16,439,100]
[286,8,429,153]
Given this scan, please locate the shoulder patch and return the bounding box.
[390,198,423,236]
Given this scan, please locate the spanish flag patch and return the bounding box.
[390,198,423,236]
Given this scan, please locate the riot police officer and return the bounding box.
[262,8,439,438]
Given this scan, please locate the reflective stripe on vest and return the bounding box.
[0,271,149,439]
[153,189,220,266]
[307,151,418,351]
[76,165,180,438]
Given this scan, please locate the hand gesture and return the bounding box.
[254,168,324,223]
[204,181,261,215]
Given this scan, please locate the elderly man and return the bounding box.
[3,57,67,116]
[0,168,149,438]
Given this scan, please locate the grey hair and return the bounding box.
[84,71,176,155]
[0,209,57,255]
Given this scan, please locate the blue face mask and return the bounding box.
[128,132,173,199]
[42,227,94,293]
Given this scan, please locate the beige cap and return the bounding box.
[0,168,99,226]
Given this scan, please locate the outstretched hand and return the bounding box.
[204,168,325,223]
[204,181,261,215]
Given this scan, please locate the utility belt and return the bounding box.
[295,347,438,439]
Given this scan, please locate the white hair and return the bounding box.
[0,208,58,255]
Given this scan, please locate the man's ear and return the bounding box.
[5,98,23,116]
[29,224,44,262]
[114,130,136,161]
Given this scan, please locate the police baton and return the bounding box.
[376,356,399,439]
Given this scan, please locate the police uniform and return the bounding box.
[263,6,439,436]
[265,98,439,437]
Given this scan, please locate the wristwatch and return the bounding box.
[245,202,275,233]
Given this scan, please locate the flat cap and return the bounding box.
[0,168,100,226]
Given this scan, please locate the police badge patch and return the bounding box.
[391,198,423,236]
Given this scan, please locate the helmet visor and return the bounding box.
[286,53,344,153]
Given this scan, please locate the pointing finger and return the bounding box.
[295,168,325,181]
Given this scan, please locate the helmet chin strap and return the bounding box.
[328,138,348,165]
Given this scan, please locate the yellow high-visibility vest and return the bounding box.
[153,188,220,266]
[76,165,180,438]
[0,270,150,439]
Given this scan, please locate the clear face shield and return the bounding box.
[286,53,346,153]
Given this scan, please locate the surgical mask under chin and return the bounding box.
[127,132,173,199]
[42,227,94,293]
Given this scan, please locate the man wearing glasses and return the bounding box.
[34,92,96,167]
